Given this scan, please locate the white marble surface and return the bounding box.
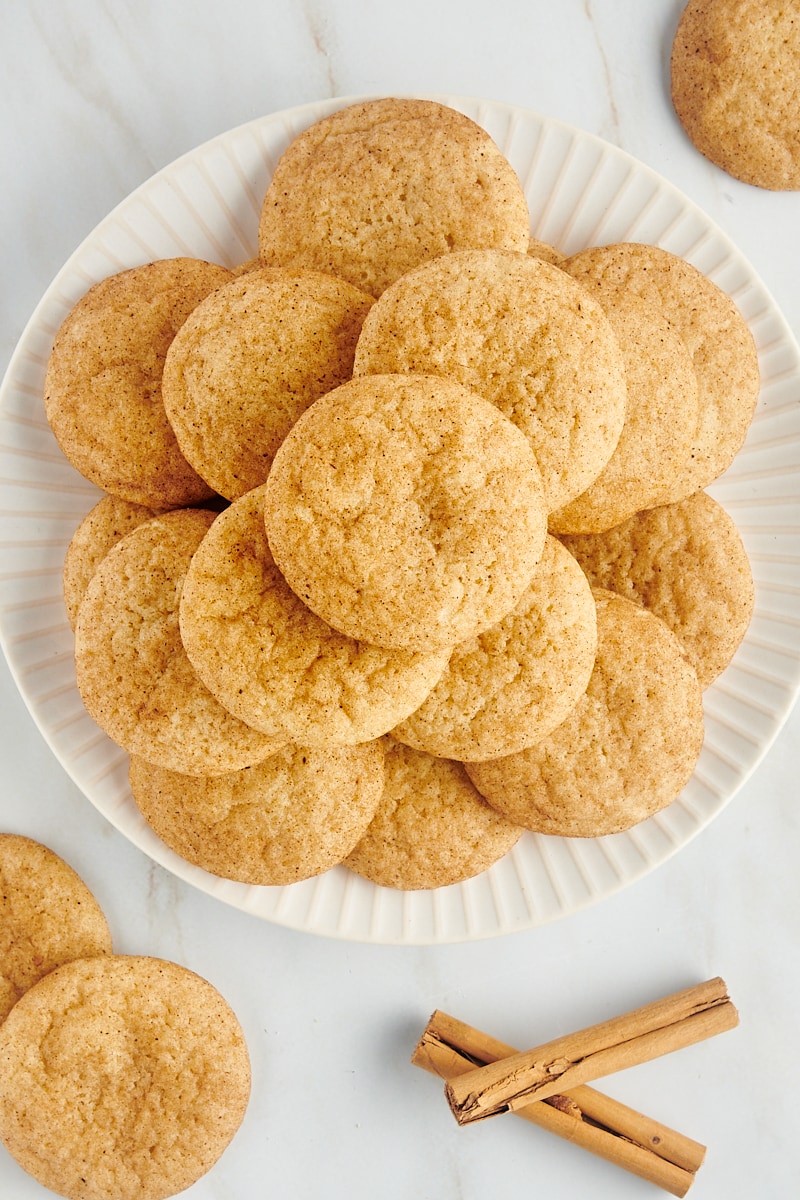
[1,1,799,1196]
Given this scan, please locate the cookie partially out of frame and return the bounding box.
[353,249,628,514]
[129,738,384,886]
[44,258,232,507]
[161,267,374,500]
[466,590,704,837]
[263,373,547,653]
[257,97,531,297]
[0,834,112,1023]
[74,509,283,775]
[0,955,250,1200]
[560,490,754,689]
[389,536,597,761]
[344,741,523,890]
[671,0,800,190]
[179,483,450,747]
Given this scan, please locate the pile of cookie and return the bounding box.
[0,834,250,1199]
[46,97,758,893]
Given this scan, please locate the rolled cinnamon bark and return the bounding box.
[444,977,738,1126]
[412,1009,706,1197]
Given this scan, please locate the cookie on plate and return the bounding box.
[389,536,597,761]
[671,0,800,190]
[161,267,374,500]
[129,738,384,886]
[548,292,700,533]
[179,483,450,747]
[352,249,628,513]
[344,741,523,890]
[44,258,233,508]
[560,490,754,689]
[62,495,167,629]
[563,242,760,495]
[264,373,548,653]
[74,508,283,775]
[0,955,250,1200]
[527,238,566,265]
[466,590,705,837]
[257,97,531,297]
[0,834,112,1023]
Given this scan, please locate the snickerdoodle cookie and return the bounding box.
[0,834,112,1023]
[466,590,704,837]
[390,536,597,761]
[0,955,250,1200]
[62,495,166,629]
[548,292,701,533]
[44,258,232,507]
[179,483,450,746]
[671,0,800,190]
[344,741,523,890]
[563,242,759,494]
[257,97,531,296]
[161,267,374,500]
[263,373,548,653]
[129,738,384,886]
[352,249,628,513]
[560,490,754,689]
[74,508,283,775]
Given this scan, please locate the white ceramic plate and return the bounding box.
[2,95,800,944]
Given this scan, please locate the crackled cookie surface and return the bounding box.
[561,490,754,689]
[44,258,232,507]
[671,0,800,190]
[0,835,112,1023]
[344,741,523,890]
[74,509,282,775]
[179,484,450,746]
[353,249,627,513]
[257,97,531,296]
[564,242,759,494]
[548,292,700,533]
[467,591,704,837]
[162,267,374,500]
[62,495,167,629]
[263,373,547,653]
[0,955,250,1200]
[390,536,597,761]
[130,739,384,885]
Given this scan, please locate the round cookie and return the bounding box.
[0,835,112,1023]
[528,238,566,265]
[0,955,250,1200]
[671,0,800,191]
[44,258,233,507]
[560,490,754,689]
[548,291,701,533]
[390,536,597,761]
[63,495,166,629]
[257,97,531,297]
[161,268,374,500]
[74,508,283,775]
[179,483,450,746]
[466,591,705,838]
[264,373,548,653]
[344,741,523,890]
[129,739,385,886]
[352,249,628,513]
[563,242,760,494]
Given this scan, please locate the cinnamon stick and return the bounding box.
[445,977,738,1126]
[412,1010,706,1196]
